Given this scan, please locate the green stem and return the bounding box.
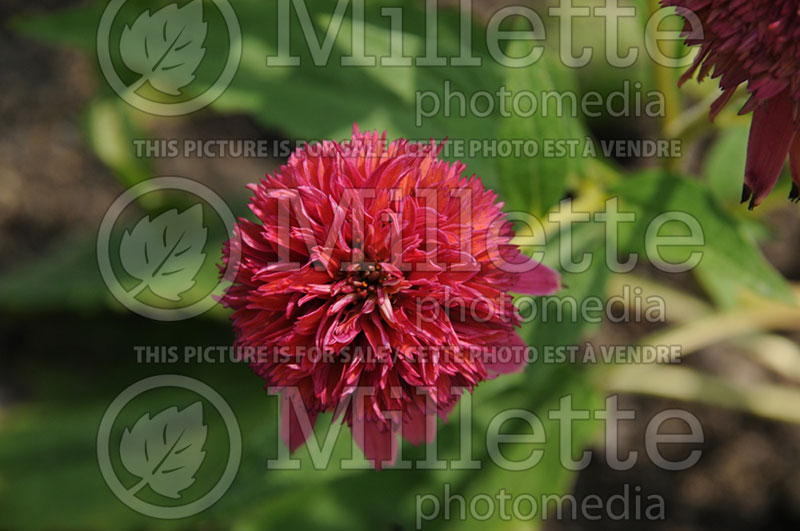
[648,0,683,172]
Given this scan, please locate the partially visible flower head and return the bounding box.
[664,0,800,207]
[220,126,560,469]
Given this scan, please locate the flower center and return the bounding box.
[346,263,387,298]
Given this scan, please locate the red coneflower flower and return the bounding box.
[220,126,560,469]
[664,0,800,207]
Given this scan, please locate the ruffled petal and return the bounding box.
[402,402,437,446]
[511,260,561,296]
[280,390,318,453]
[353,416,398,470]
[482,331,529,375]
[742,92,797,208]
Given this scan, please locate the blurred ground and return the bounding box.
[2,1,800,530]
[547,396,800,531]
[0,0,114,271]
[0,0,277,273]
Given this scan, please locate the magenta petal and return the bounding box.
[743,91,797,208]
[483,331,529,375]
[353,418,397,470]
[402,405,437,446]
[281,391,317,453]
[789,132,800,203]
[511,261,561,295]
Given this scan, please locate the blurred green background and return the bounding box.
[1,0,800,530]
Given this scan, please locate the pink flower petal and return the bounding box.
[352,417,398,470]
[280,390,318,453]
[743,92,797,208]
[511,260,561,295]
[483,331,530,375]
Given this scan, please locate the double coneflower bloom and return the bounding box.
[220,127,559,468]
[664,0,800,207]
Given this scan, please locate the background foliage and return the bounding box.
[1,1,799,530]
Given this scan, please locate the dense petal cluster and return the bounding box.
[220,126,560,468]
[664,0,800,207]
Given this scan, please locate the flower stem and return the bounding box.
[648,0,683,172]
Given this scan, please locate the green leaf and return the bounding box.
[614,171,793,306]
[497,48,587,217]
[704,124,750,206]
[84,96,153,190]
[440,220,611,530]
[523,220,610,350]
[16,0,510,188]
[441,378,602,531]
